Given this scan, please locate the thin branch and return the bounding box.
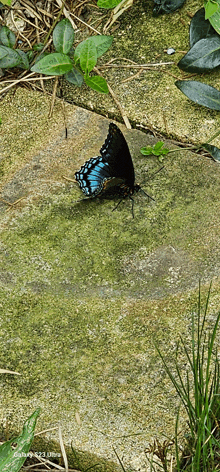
[69,11,101,34]
[56,0,77,29]
[48,76,59,118]
[58,426,69,472]
[94,66,131,128]
[121,67,144,83]
[99,61,174,69]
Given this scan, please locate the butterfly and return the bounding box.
[75,122,154,217]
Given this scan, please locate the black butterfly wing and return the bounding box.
[100,123,135,189]
[75,123,135,198]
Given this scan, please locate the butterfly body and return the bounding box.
[75,123,140,200]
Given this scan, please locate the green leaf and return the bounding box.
[88,35,113,58]
[204,0,219,19]
[154,141,165,152]
[31,53,73,75]
[140,142,169,157]
[0,48,7,60]
[79,39,97,74]
[189,8,216,48]
[178,36,220,72]
[202,143,220,161]
[53,18,74,55]
[84,75,109,93]
[0,26,16,48]
[0,0,13,5]
[0,46,21,68]
[65,68,84,86]
[208,0,220,34]
[97,0,122,8]
[153,0,186,15]
[0,408,40,472]
[74,35,112,68]
[175,80,220,111]
[15,49,29,69]
[32,43,44,51]
[34,52,49,63]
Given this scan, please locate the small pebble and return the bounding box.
[167,48,175,55]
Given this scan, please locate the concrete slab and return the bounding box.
[0,88,220,471]
[58,0,220,148]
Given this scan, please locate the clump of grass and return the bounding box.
[150,283,220,471]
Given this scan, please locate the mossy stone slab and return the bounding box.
[0,89,220,471]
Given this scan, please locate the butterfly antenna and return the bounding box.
[140,188,155,201]
[138,165,164,201]
[151,165,164,177]
[139,165,164,187]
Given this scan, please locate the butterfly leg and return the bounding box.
[112,197,135,218]
[112,199,123,213]
[129,196,135,218]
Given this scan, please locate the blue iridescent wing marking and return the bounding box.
[75,157,111,197]
[75,123,137,198]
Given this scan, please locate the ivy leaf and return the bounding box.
[74,38,97,75]
[74,35,112,68]
[65,68,84,86]
[78,39,97,74]
[88,35,113,58]
[31,53,73,75]
[15,49,29,69]
[84,75,109,93]
[0,46,21,68]
[53,18,74,55]
[178,36,220,72]
[175,80,220,110]
[0,26,16,48]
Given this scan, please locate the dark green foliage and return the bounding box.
[0,18,113,94]
[15,49,29,69]
[175,80,220,110]
[0,26,16,48]
[175,6,220,158]
[153,0,186,16]
[32,25,113,92]
[178,36,220,73]
[0,46,21,68]
[189,8,216,47]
